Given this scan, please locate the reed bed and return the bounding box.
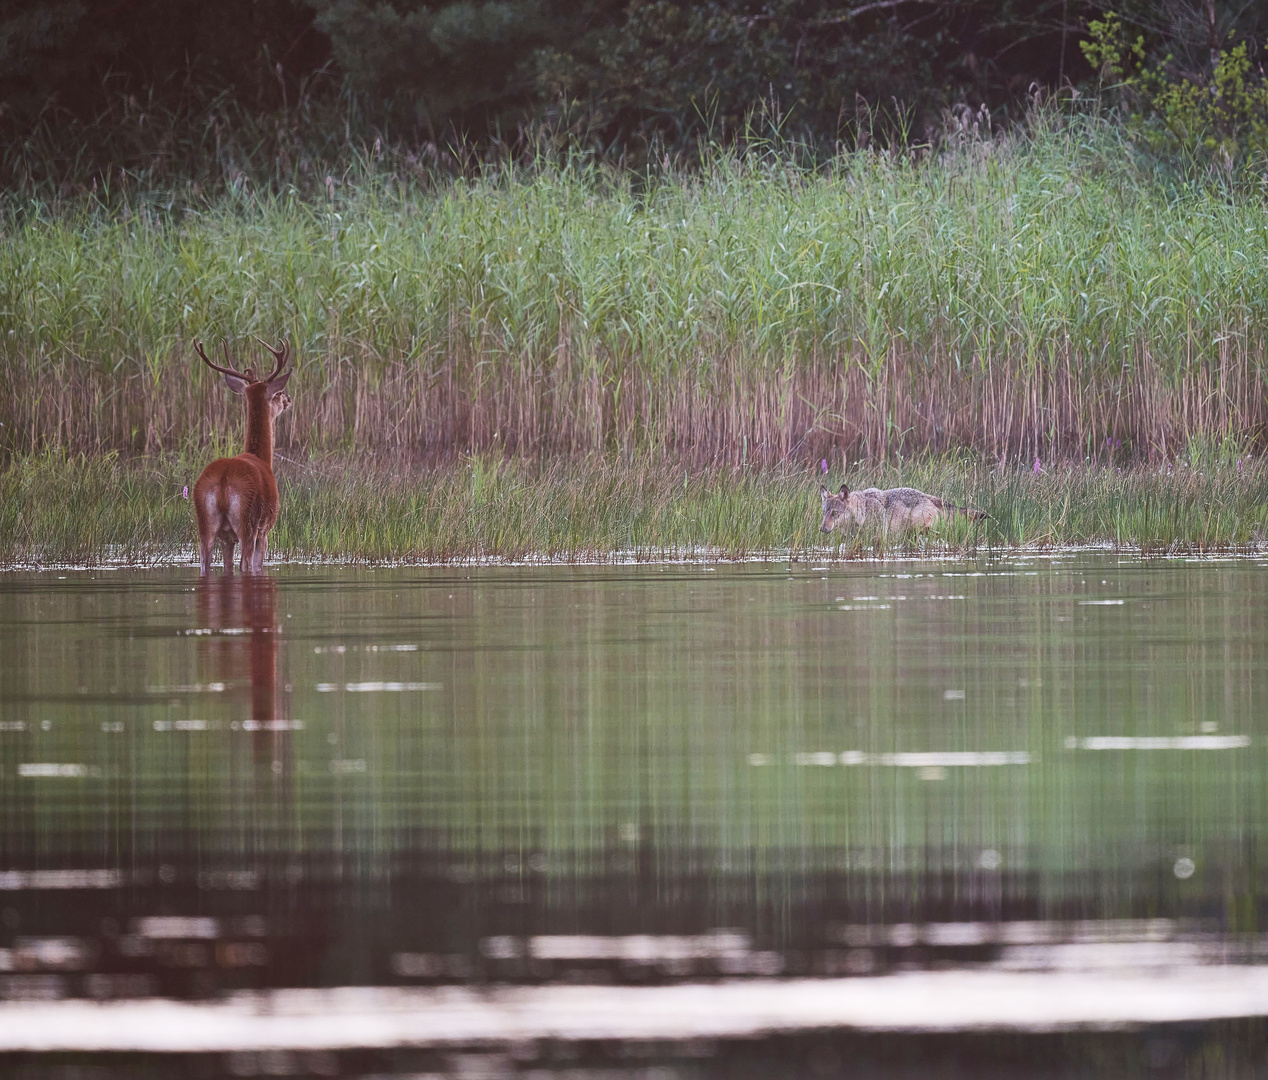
[4,113,1268,466]
[3,453,1265,567]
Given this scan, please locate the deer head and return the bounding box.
[194,338,292,399]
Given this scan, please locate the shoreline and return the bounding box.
[3,544,1265,574]
[4,453,1266,567]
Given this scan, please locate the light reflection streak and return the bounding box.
[0,870,124,890]
[7,967,1268,1048]
[16,763,90,777]
[777,751,1031,767]
[1066,736,1250,750]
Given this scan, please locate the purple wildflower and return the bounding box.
[182,485,189,499]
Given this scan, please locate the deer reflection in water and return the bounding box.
[196,575,294,787]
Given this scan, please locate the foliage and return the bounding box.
[0,0,332,193]
[3,451,1266,566]
[0,0,1083,192]
[0,0,325,121]
[4,113,1268,465]
[532,0,944,155]
[307,0,566,141]
[315,0,1076,160]
[1082,6,1268,176]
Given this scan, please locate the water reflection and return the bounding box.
[0,558,1266,1076]
[196,575,294,779]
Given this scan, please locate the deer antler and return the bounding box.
[256,338,290,383]
[194,339,250,381]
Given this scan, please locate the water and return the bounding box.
[2,556,1268,1077]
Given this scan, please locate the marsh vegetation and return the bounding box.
[3,452,1265,566]
[4,109,1268,564]
[5,112,1268,467]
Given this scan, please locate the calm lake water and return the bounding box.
[2,556,1268,1077]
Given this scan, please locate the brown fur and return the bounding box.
[194,340,292,575]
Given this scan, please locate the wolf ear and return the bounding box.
[838,484,849,497]
[820,485,832,501]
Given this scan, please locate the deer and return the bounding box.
[192,338,293,575]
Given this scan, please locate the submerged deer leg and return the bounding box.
[239,533,256,575]
[252,533,268,574]
[199,534,216,576]
[195,489,222,577]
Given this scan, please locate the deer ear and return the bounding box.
[224,373,249,395]
[266,369,292,397]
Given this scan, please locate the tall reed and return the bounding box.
[4,112,1267,465]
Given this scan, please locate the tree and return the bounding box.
[307,0,595,141]
[310,0,1079,157]
[0,0,324,128]
[1082,1,1268,174]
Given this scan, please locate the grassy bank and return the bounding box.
[4,111,1268,466]
[2,454,1266,567]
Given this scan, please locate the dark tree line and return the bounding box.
[2,1,1267,186]
[309,0,1078,147]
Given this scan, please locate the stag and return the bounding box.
[192,338,293,575]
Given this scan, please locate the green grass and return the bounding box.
[4,109,1268,466]
[3,453,1266,567]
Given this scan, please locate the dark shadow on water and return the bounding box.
[3,1023,1268,1079]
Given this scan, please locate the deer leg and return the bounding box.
[225,498,249,575]
[252,533,268,573]
[239,533,256,575]
[199,533,216,576]
[194,488,216,576]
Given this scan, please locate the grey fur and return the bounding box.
[819,484,987,533]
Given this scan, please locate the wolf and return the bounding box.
[819,484,987,533]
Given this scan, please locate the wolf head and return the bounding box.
[819,484,850,533]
